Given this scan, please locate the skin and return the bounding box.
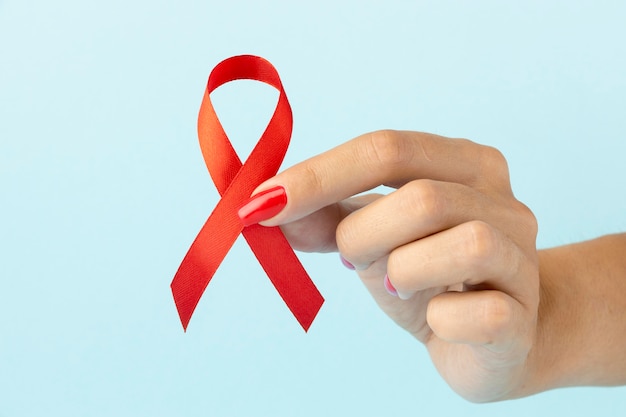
[249,130,626,402]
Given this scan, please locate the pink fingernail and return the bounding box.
[384,274,398,297]
[340,255,355,270]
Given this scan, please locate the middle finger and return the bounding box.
[337,179,510,269]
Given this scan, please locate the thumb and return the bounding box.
[282,194,383,253]
[238,185,381,253]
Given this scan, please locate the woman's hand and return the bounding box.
[238,130,541,402]
[239,129,626,401]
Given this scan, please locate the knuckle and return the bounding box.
[386,250,405,288]
[425,297,445,333]
[480,144,508,171]
[361,130,413,170]
[472,143,511,186]
[402,180,445,220]
[462,220,501,267]
[479,292,515,341]
[503,200,539,253]
[516,201,539,239]
[301,161,328,197]
[335,217,360,259]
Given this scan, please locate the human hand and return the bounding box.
[237,130,540,402]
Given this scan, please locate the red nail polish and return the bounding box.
[237,186,287,226]
[384,274,398,297]
[340,255,355,270]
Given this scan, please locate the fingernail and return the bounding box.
[340,255,355,270]
[384,274,398,297]
[237,186,287,227]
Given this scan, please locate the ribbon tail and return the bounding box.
[243,224,324,331]
[171,211,243,330]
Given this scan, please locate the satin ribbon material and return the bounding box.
[170,55,324,332]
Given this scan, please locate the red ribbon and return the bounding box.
[170,55,324,332]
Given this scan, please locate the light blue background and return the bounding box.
[1,0,625,416]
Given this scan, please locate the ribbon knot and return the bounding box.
[170,55,324,331]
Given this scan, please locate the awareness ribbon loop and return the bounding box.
[170,55,324,331]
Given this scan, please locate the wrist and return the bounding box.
[521,235,626,396]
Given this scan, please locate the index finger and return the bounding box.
[246,130,506,226]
